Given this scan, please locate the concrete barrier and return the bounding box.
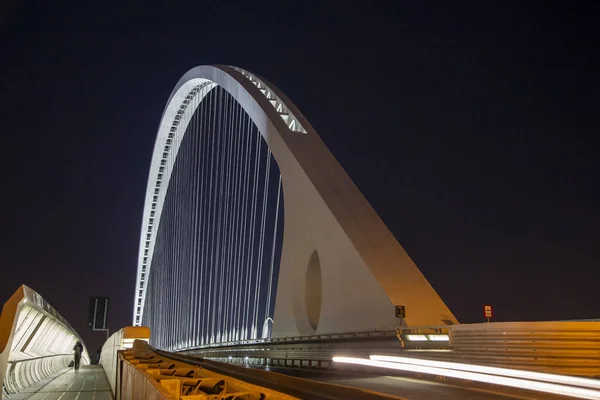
[99,326,151,397]
[118,340,297,399]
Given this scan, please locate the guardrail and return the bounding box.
[182,336,402,369]
[179,322,600,378]
[449,321,600,377]
[184,327,449,350]
[100,326,151,396]
[179,327,451,369]
[0,285,89,396]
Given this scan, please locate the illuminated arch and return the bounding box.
[134,65,456,339]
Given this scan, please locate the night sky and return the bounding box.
[1,1,598,350]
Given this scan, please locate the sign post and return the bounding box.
[394,306,406,347]
[483,305,493,323]
[88,297,110,340]
[395,305,406,327]
[395,305,406,319]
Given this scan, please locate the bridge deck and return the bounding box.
[5,366,111,400]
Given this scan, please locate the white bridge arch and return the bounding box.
[134,65,456,340]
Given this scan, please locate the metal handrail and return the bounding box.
[8,353,72,363]
[184,329,403,351]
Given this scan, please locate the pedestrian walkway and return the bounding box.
[4,365,112,400]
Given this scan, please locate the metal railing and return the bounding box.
[183,327,450,350]
[179,328,451,370]
[448,321,600,377]
[178,322,600,378]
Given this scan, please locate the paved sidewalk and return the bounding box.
[4,365,112,400]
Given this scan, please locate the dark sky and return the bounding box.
[1,1,598,350]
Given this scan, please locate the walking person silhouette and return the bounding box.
[73,341,83,373]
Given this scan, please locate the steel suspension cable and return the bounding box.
[265,174,282,328]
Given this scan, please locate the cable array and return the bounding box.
[142,86,284,350]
